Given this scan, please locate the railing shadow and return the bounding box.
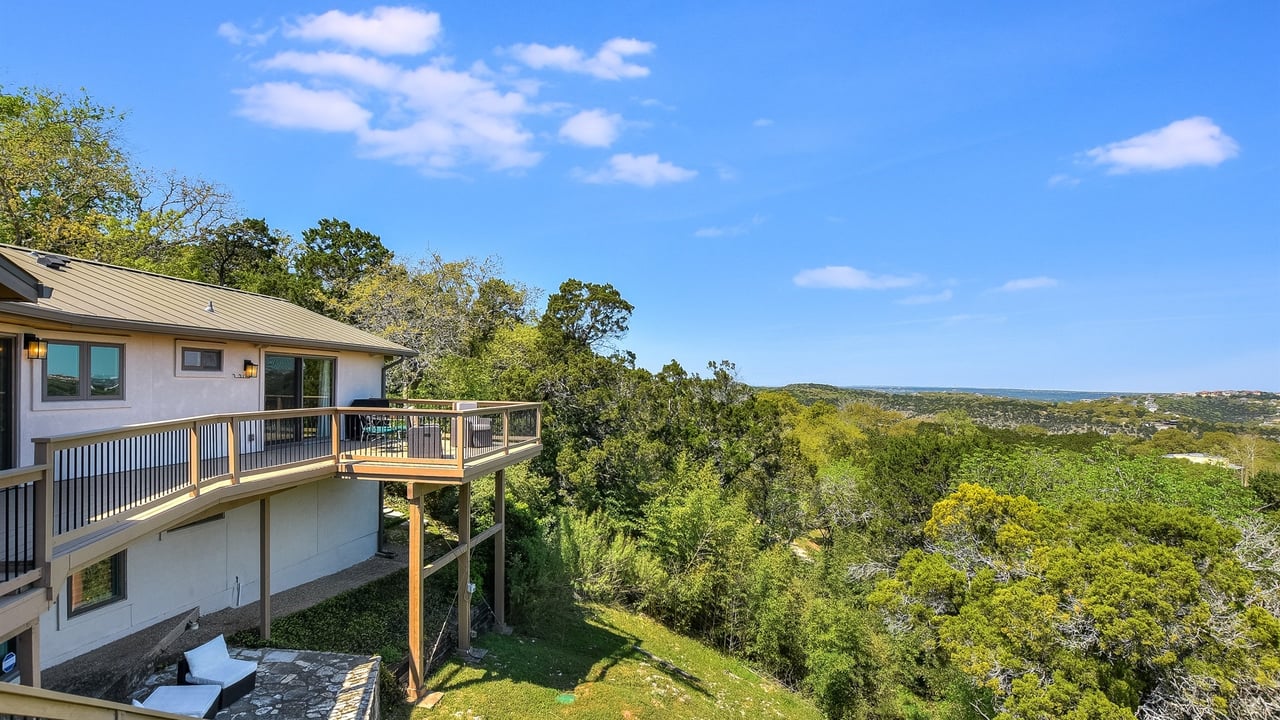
[426,606,710,701]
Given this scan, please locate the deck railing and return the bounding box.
[0,466,48,596]
[1,401,540,603]
[0,681,192,719]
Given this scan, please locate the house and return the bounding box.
[0,244,541,706]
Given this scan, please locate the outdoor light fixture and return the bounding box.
[243,360,259,378]
[24,334,47,360]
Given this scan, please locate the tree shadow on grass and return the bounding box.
[427,606,710,700]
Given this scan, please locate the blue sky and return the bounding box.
[3,1,1277,392]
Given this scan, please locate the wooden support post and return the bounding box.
[457,483,471,653]
[407,486,425,700]
[227,419,240,484]
[259,497,271,640]
[17,622,39,688]
[494,469,506,630]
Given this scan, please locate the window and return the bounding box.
[44,341,123,400]
[181,347,223,372]
[67,553,125,616]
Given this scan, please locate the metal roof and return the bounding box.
[0,244,415,357]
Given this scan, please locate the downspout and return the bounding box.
[381,356,406,399]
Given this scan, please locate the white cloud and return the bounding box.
[239,44,540,172]
[217,21,273,46]
[577,153,696,186]
[559,109,622,147]
[793,266,923,290]
[898,289,953,305]
[753,118,774,127]
[286,6,442,55]
[997,276,1059,292]
[236,83,371,132]
[260,51,399,87]
[508,37,654,80]
[1047,173,1080,188]
[636,97,675,110]
[229,11,655,176]
[694,215,765,238]
[714,163,739,181]
[1085,117,1239,173]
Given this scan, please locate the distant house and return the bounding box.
[0,244,413,672]
[1161,452,1245,474]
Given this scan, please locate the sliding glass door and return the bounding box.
[263,354,334,444]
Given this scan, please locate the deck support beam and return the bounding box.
[494,469,506,630]
[259,497,271,640]
[457,484,471,654]
[407,486,425,700]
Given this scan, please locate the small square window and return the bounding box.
[181,348,223,372]
[68,553,125,616]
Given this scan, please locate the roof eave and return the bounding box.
[0,305,417,357]
[0,255,46,302]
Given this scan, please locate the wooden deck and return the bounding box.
[0,402,542,675]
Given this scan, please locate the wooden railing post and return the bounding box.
[330,409,341,461]
[455,414,465,474]
[227,418,240,484]
[503,410,510,455]
[188,423,200,497]
[33,440,53,595]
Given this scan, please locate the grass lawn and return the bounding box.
[411,604,823,720]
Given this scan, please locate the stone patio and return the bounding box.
[132,648,380,720]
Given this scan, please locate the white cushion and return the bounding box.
[183,635,228,677]
[185,657,256,687]
[140,685,221,717]
[183,635,257,687]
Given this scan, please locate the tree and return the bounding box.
[872,485,1280,720]
[295,218,392,314]
[188,218,295,294]
[0,86,137,252]
[538,278,634,353]
[344,254,530,394]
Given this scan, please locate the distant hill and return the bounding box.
[769,384,1280,437]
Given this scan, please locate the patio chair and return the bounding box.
[454,401,493,448]
[408,424,443,458]
[360,413,404,448]
[467,417,493,447]
[178,634,257,708]
[133,684,221,718]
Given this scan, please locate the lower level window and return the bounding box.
[68,552,125,616]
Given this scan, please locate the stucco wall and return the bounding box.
[0,322,389,668]
[38,476,380,667]
[0,323,386,465]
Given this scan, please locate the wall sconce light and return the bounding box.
[24,334,47,360]
[243,360,259,379]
